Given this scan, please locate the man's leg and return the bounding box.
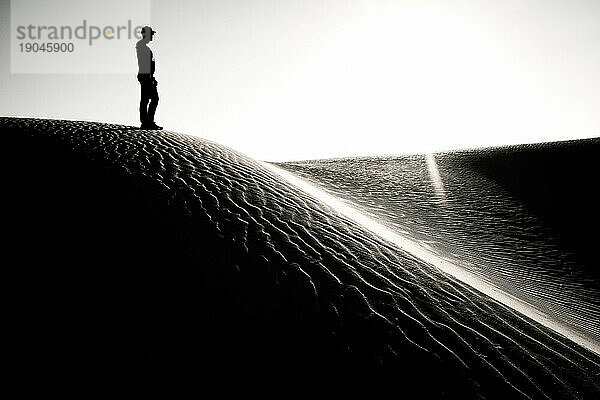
[138,75,152,126]
[147,81,159,124]
[139,91,150,126]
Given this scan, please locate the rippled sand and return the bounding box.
[2,117,599,397]
[277,141,600,351]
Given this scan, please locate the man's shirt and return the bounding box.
[136,40,155,75]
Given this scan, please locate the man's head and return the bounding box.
[140,25,156,42]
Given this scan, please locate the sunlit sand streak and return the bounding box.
[425,153,446,200]
[261,161,600,356]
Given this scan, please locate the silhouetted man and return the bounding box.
[136,25,162,130]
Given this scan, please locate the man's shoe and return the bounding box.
[140,123,163,130]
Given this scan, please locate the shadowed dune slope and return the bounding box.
[442,139,600,282]
[2,117,599,397]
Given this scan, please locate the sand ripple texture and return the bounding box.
[278,145,600,349]
[2,117,599,397]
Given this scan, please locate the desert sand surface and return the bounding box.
[278,139,600,353]
[2,117,599,397]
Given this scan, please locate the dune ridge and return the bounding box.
[2,117,599,397]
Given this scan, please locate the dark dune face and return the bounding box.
[2,117,599,397]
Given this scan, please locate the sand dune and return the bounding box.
[277,140,600,353]
[2,117,599,397]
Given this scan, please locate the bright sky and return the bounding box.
[1,0,599,161]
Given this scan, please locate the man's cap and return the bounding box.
[141,25,156,36]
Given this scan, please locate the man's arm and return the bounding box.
[150,49,155,76]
